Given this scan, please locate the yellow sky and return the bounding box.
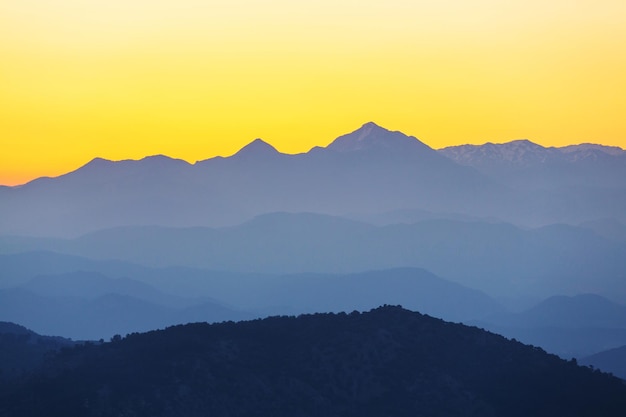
[1,0,625,185]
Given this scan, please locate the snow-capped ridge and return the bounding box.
[560,143,625,156]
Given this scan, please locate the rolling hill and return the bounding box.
[1,306,624,417]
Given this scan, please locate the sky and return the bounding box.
[1,0,625,186]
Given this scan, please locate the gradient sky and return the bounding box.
[1,1,625,185]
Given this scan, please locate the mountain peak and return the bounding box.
[233,138,280,158]
[75,157,117,174]
[360,121,385,130]
[326,122,432,153]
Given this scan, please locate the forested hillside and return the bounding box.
[2,307,624,417]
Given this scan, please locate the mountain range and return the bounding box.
[2,122,626,382]
[2,122,625,237]
[0,251,504,340]
[3,213,625,300]
[2,249,626,361]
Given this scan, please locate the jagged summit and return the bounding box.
[484,140,555,163]
[326,122,432,153]
[233,138,281,158]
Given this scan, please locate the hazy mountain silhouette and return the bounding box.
[1,250,505,337]
[2,306,625,417]
[578,218,626,243]
[580,345,626,380]
[0,251,259,300]
[474,294,626,358]
[198,268,504,322]
[484,294,626,329]
[346,207,502,226]
[10,122,626,236]
[18,271,211,309]
[0,154,198,237]
[0,286,250,340]
[3,213,624,299]
[0,288,173,340]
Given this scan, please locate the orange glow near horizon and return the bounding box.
[1,1,626,186]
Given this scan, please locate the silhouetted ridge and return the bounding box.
[3,123,625,236]
[69,155,190,178]
[137,154,191,166]
[78,156,115,171]
[2,306,625,416]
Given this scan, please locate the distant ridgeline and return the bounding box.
[1,306,625,417]
[1,122,625,237]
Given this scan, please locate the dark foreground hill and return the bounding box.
[0,322,74,381]
[2,307,625,417]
